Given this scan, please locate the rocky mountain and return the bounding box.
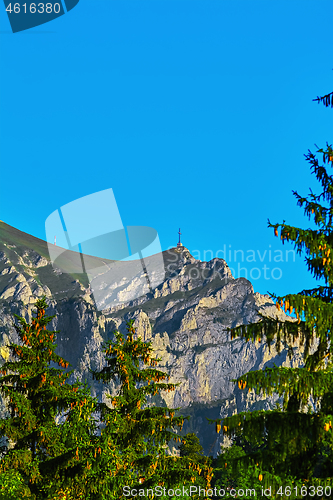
[0,221,300,455]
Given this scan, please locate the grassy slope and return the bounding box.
[0,221,50,258]
[0,221,90,295]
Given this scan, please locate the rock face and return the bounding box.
[0,222,299,455]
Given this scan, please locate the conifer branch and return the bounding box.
[313,91,333,108]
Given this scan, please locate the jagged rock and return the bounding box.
[126,310,153,341]
[0,266,16,276]
[0,223,300,455]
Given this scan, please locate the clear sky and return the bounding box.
[0,0,332,297]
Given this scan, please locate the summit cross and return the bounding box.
[177,228,182,248]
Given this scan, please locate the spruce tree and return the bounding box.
[178,433,204,458]
[212,89,333,496]
[91,320,213,499]
[0,297,99,499]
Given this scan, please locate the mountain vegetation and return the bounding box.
[0,297,211,499]
[0,217,293,457]
[212,91,333,498]
[0,89,332,499]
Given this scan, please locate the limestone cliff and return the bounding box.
[0,222,299,455]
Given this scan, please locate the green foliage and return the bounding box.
[232,365,333,411]
[89,320,213,498]
[210,89,333,491]
[0,470,32,498]
[0,297,99,499]
[179,433,204,458]
[0,300,214,499]
[212,443,264,497]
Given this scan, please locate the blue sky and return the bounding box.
[0,0,332,297]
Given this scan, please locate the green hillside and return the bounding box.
[0,221,90,297]
[0,221,50,258]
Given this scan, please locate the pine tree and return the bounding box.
[90,320,213,499]
[178,433,204,458]
[0,469,31,498]
[211,442,265,499]
[212,89,333,495]
[0,297,99,499]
